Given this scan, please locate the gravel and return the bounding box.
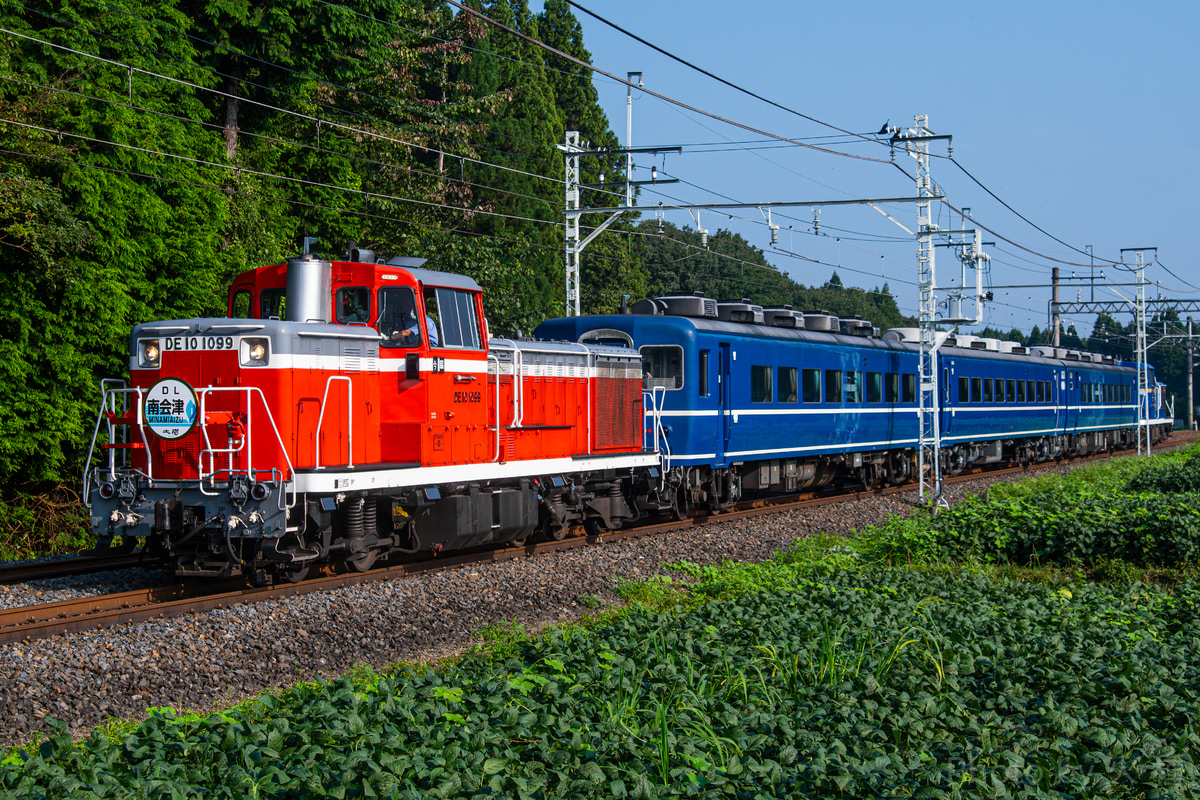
[0,459,1154,748]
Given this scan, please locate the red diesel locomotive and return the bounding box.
[85,250,667,583]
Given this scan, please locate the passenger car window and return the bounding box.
[866,372,882,404]
[777,367,798,403]
[845,371,862,403]
[751,365,772,403]
[885,373,899,403]
[803,369,821,403]
[902,374,916,403]
[641,346,684,390]
[825,370,842,403]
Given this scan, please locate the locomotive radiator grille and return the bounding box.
[595,358,642,449]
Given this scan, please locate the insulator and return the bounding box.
[770,224,779,245]
[699,227,708,249]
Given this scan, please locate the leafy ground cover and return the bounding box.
[6,560,1199,798]
[5,448,1200,798]
[859,445,1200,576]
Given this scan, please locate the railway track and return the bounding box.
[2,431,1195,646]
[0,550,159,586]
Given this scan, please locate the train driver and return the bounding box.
[378,286,438,347]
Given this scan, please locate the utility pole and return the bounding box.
[891,114,984,509]
[1122,247,1156,455]
[1180,316,1190,431]
[1052,267,1061,346]
[560,73,684,316]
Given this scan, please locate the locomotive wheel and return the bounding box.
[346,549,378,572]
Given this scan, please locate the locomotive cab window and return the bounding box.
[336,287,370,324]
[751,365,772,403]
[434,288,480,349]
[230,290,251,319]
[378,286,424,349]
[261,288,286,319]
[777,367,798,403]
[429,288,482,349]
[641,346,684,390]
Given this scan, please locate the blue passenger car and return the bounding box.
[536,295,1166,513]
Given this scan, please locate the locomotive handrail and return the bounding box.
[195,386,297,511]
[82,380,136,509]
[512,348,524,427]
[488,354,502,463]
[196,389,254,492]
[643,387,671,471]
[314,375,354,470]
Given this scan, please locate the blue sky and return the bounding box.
[545,0,1199,336]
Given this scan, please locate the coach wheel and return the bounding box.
[282,564,310,583]
[346,549,378,573]
[887,452,911,486]
[861,464,880,491]
[670,489,687,521]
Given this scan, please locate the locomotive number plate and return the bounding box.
[162,336,236,352]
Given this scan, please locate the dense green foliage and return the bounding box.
[6,566,1198,797]
[0,0,645,506]
[856,448,1200,576]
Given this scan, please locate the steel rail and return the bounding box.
[2,431,1193,646]
[0,551,160,586]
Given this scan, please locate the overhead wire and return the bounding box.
[0,117,563,228]
[444,0,896,165]
[8,0,1179,330]
[12,0,571,167]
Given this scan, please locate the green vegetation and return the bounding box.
[6,448,1200,797]
[853,446,1200,581]
[0,0,916,556]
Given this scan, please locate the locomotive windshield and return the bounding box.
[377,286,423,348]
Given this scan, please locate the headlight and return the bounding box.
[139,339,161,368]
[240,337,270,366]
